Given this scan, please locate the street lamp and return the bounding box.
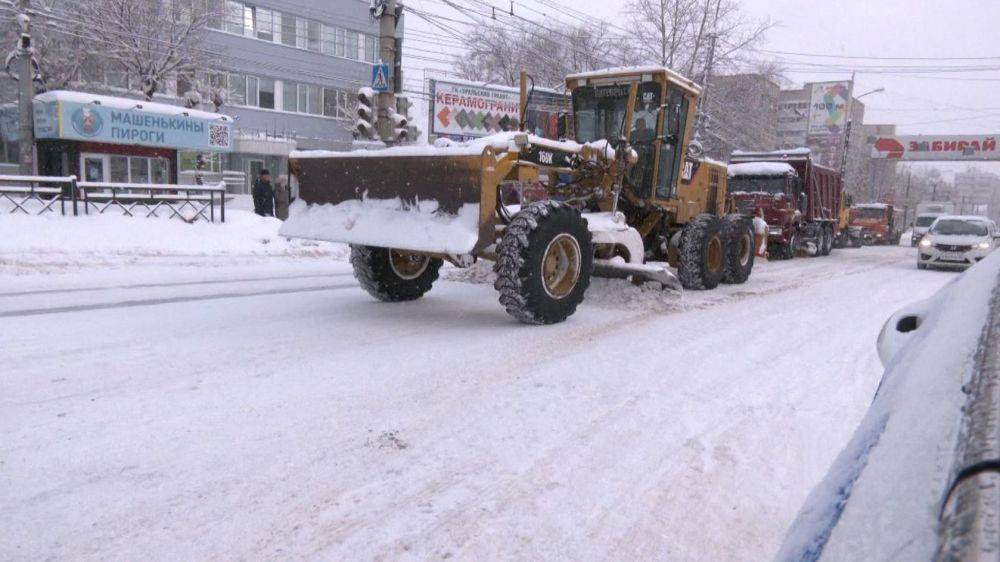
[841,85,885,202]
[855,87,885,100]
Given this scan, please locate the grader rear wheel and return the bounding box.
[678,214,726,290]
[494,201,593,325]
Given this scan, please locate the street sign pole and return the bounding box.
[374,0,398,144]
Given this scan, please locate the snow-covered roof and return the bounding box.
[293,132,591,160]
[732,147,811,157]
[432,76,563,95]
[853,203,889,210]
[565,66,702,95]
[728,162,796,177]
[34,90,232,122]
[933,214,993,223]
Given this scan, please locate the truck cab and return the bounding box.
[850,203,897,245]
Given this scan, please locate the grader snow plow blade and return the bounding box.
[592,259,683,291]
[282,148,512,255]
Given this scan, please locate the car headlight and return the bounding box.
[977,241,991,249]
[919,238,933,247]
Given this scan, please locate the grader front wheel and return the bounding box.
[351,245,443,302]
[678,214,726,290]
[494,201,593,325]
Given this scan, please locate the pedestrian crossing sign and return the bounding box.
[371,63,390,93]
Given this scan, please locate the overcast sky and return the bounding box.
[404,0,1000,177]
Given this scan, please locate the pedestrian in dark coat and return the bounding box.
[252,169,274,217]
[274,175,290,220]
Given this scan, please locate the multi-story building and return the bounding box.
[775,82,868,200]
[862,124,898,203]
[954,168,1000,219]
[0,0,386,192]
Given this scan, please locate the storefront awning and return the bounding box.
[33,90,234,153]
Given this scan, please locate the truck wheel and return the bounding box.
[679,214,726,290]
[351,245,443,302]
[494,201,593,325]
[722,215,754,284]
[820,225,834,256]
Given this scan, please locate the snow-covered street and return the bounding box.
[0,218,954,561]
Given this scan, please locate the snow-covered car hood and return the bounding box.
[776,251,1000,561]
[922,233,991,246]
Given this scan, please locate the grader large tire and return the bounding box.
[351,245,443,302]
[722,215,755,284]
[494,201,593,325]
[821,225,834,256]
[678,214,726,290]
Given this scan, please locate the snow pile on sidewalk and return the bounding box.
[0,209,346,273]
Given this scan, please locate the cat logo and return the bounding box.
[538,151,554,165]
[643,91,654,103]
[682,160,695,181]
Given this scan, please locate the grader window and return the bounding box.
[655,87,689,199]
[627,82,662,199]
[572,84,630,144]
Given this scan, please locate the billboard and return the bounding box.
[33,97,233,152]
[429,78,569,140]
[808,81,851,137]
[870,135,1000,161]
[776,97,809,148]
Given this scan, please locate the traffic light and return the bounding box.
[395,96,421,143]
[355,87,376,140]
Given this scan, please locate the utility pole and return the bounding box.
[902,170,911,227]
[14,3,34,175]
[373,0,399,144]
[695,33,717,145]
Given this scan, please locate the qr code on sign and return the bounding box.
[209,124,230,147]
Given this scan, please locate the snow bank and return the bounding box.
[279,198,481,255]
[728,162,796,177]
[0,208,342,273]
[898,230,913,246]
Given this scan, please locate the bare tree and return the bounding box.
[456,21,638,88]
[625,0,773,80]
[80,0,217,100]
[0,0,96,91]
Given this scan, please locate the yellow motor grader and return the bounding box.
[280,66,755,324]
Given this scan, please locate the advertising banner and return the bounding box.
[807,81,851,137]
[870,134,1000,161]
[429,79,569,140]
[34,98,233,152]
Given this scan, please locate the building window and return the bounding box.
[365,35,377,63]
[280,12,297,46]
[246,75,259,106]
[344,30,359,60]
[179,152,221,173]
[323,88,350,119]
[321,25,336,56]
[256,7,274,41]
[228,73,246,106]
[307,20,321,52]
[258,77,275,109]
[225,1,243,34]
[130,157,150,184]
[282,80,299,112]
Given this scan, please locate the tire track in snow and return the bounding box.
[0,272,354,298]
[0,282,359,318]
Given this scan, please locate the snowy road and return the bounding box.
[1,246,953,561]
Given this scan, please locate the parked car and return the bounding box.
[917,215,998,270]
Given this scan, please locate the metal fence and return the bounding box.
[77,181,227,223]
[0,174,227,222]
[0,175,78,216]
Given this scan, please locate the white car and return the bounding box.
[910,213,941,246]
[917,215,998,270]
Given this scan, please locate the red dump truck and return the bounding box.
[849,203,898,246]
[727,149,844,259]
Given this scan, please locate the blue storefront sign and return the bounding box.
[33,93,234,152]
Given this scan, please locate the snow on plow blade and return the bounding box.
[280,147,496,255]
[592,259,683,291]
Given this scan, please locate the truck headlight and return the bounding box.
[919,238,932,247]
